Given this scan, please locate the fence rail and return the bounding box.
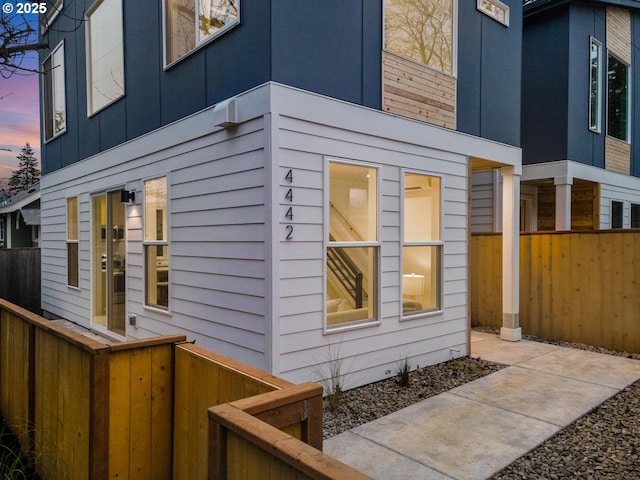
[0,299,368,479]
[471,231,640,353]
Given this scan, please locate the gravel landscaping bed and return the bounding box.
[324,330,640,479]
[322,355,506,439]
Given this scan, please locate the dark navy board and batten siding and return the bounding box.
[457,0,523,148]
[41,0,523,174]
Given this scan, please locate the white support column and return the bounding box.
[555,176,573,231]
[501,166,521,342]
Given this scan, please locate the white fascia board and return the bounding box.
[42,81,522,188]
[522,159,640,190]
[267,82,522,168]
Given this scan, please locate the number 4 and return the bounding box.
[285,169,293,183]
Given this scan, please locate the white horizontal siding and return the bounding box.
[41,113,271,368]
[272,104,471,388]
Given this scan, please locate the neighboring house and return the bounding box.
[0,184,40,248]
[39,1,522,388]
[473,0,640,233]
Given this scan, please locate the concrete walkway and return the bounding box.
[324,331,640,480]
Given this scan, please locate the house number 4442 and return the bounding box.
[284,169,294,240]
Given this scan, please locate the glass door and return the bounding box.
[92,191,126,336]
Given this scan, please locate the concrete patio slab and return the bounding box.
[326,392,559,480]
[470,331,561,365]
[324,431,455,480]
[449,366,618,426]
[324,332,640,480]
[518,347,640,389]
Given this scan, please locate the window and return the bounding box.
[589,38,602,132]
[86,0,124,114]
[165,0,239,65]
[41,0,63,31]
[384,0,456,75]
[402,173,442,316]
[144,177,169,309]
[67,197,79,287]
[611,200,623,228]
[43,42,66,141]
[607,53,629,141]
[326,162,378,328]
[631,204,640,228]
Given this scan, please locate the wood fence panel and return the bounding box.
[108,341,178,480]
[34,328,92,479]
[0,248,41,314]
[472,231,640,353]
[470,234,502,327]
[173,343,293,480]
[0,310,30,437]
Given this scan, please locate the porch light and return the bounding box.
[403,273,424,298]
[120,190,135,203]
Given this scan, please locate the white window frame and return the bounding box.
[400,171,444,319]
[606,51,631,143]
[589,37,602,133]
[383,0,459,77]
[143,176,170,312]
[42,41,67,142]
[324,158,380,333]
[86,0,125,116]
[163,0,241,68]
[66,196,79,288]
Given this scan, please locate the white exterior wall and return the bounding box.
[471,170,499,233]
[41,103,272,368]
[41,83,521,388]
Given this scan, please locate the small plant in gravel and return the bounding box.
[316,342,350,414]
[397,356,411,388]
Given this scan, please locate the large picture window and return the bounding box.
[589,38,602,132]
[402,173,442,316]
[326,162,378,328]
[86,0,124,114]
[43,42,66,141]
[607,53,629,141]
[144,177,169,309]
[384,0,456,75]
[165,0,239,65]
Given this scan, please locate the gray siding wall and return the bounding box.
[41,107,270,367]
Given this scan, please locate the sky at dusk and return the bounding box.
[0,11,41,184]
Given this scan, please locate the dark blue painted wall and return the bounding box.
[458,0,522,147]
[271,1,382,109]
[521,6,570,165]
[41,0,521,174]
[523,3,640,178]
[566,5,606,169]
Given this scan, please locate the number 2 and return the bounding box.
[285,225,294,240]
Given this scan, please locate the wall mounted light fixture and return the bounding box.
[120,190,135,203]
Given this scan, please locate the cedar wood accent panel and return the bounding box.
[605,7,631,174]
[536,180,599,230]
[382,51,456,129]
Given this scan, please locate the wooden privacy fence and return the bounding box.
[0,299,369,479]
[0,248,40,314]
[471,231,640,353]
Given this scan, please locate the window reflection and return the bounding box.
[166,0,239,64]
[87,0,124,114]
[385,0,454,74]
